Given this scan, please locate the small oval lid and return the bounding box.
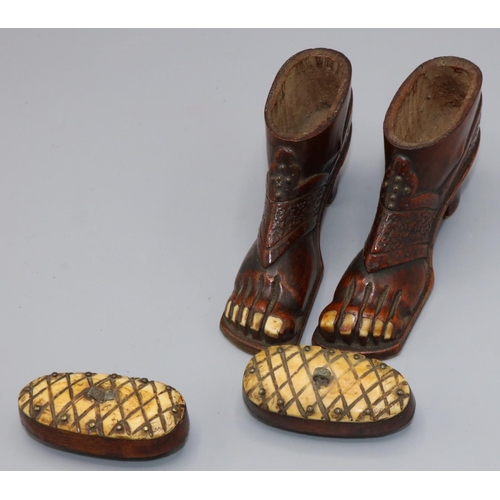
[18,372,188,459]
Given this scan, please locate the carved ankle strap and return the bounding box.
[364,204,438,272]
[257,147,329,268]
[258,182,327,267]
[364,156,441,272]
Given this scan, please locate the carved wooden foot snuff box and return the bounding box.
[243,345,415,437]
[18,372,189,459]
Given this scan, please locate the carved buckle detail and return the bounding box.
[381,156,418,211]
[257,147,329,267]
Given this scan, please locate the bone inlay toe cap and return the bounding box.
[373,319,384,337]
[384,322,394,340]
[339,313,356,335]
[250,312,263,331]
[320,310,337,332]
[239,307,249,326]
[359,318,372,338]
[225,301,232,318]
[243,346,412,423]
[264,316,283,338]
[231,304,240,322]
[18,373,186,440]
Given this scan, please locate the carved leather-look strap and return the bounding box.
[257,147,328,268]
[258,183,327,267]
[364,156,440,272]
[364,205,437,272]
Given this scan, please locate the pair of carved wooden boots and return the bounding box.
[221,48,482,359]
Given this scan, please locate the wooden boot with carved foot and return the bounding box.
[313,56,482,358]
[221,48,353,353]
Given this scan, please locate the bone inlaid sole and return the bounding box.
[243,346,411,423]
[19,373,186,440]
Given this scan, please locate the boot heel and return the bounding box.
[327,177,339,206]
[444,188,461,218]
[327,122,351,207]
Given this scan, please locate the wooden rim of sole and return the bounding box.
[244,391,415,438]
[20,407,189,460]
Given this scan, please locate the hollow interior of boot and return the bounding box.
[269,55,348,137]
[393,66,472,144]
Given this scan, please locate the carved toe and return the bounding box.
[319,309,337,333]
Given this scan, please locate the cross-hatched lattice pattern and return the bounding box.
[244,346,410,422]
[18,373,185,439]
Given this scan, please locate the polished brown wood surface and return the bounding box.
[221,48,353,353]
[313,56,482,358]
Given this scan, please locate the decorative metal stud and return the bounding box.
[141,378,148,384]
[60,415,68,422]
[390,194,396,201]
[393,186,399,193]
[172,407,178,413]
[276,347,283,353]
[304,346,311,352]
[88,421,96,429]
[88,385,116,403]
[51,372,58,377]
[334,408,342,415]
[142,425,149,432]
[395,175,402,182]
[313,367,332,387]
[328,348,335,354]
[33,406,41,412]
[353,354,360,360]
[116,424,123,431]
[277,399,284,406]
[364,409,371,415]
[259,388,266,396]
[248,367,255,374]
[111,373,118,378]
[380,364,387,369]
[388,202,395,209]
[397,389,404,396]
[404,186,411,194]
[306,405,314,413]
[85,372,92,377]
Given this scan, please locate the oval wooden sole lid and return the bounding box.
[243,345,415,437]
[18,372,189,459]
